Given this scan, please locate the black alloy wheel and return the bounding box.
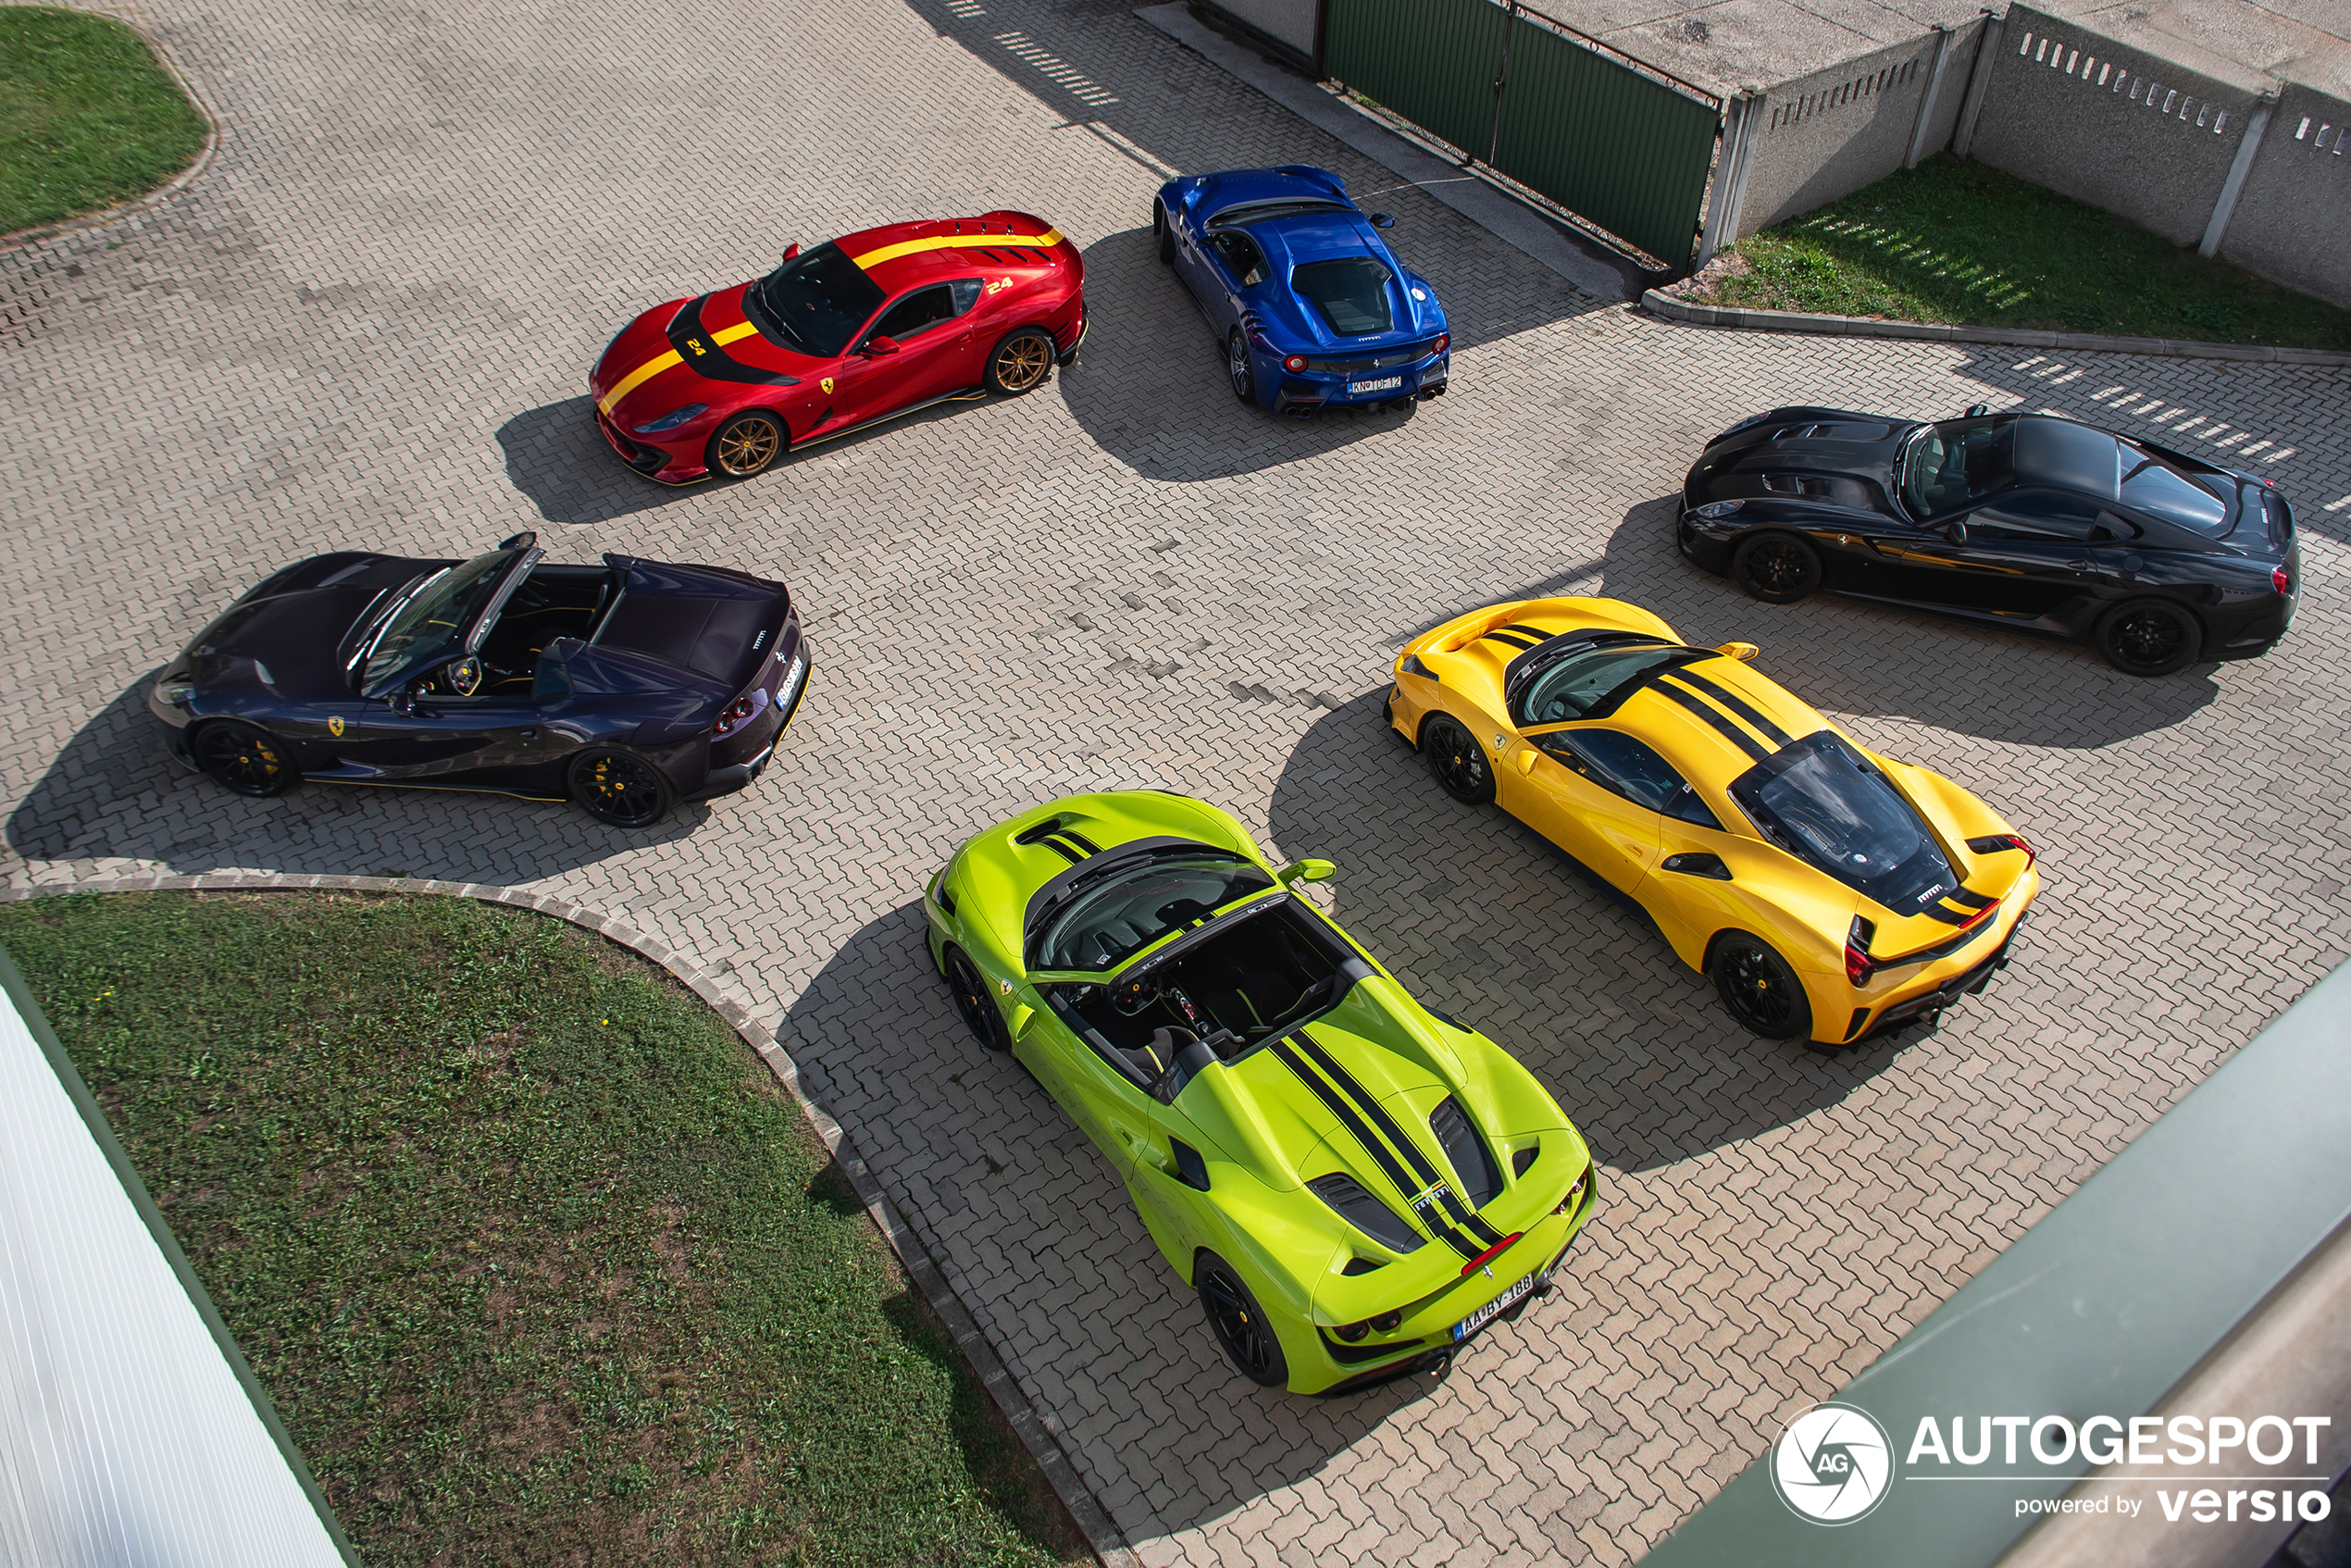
[1711,933,1814,1041]
[1731,533,1823,604]
[943,947,1012,1052]
[193,720,297,798]
[1196,1251,1287,1388]
[568,747,674,828]
[1226,330,1256,405]
[2096,598,2201,677]
[1422,715,1495,806]
[1155,203,1176,264]
[708,411,785,479]
[985,330,1055,395]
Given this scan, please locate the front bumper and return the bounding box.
[1676,509,1734,574]
[594,406,709,486]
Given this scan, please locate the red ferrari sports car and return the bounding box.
[591,211,1086,484]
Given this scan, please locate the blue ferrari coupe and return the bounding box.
[1152,166,1449,417]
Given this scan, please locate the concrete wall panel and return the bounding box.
[1739,32,1941,235]
[1967,3,2252,247]
[1917,14,1989,157]
[2218,81,2351,310]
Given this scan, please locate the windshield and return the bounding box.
[1032,852,1275,972]
[2119,442,2231,535]
[750,243,885,358]
[1514,640,1686,727]
[1292,257,1393,336]
[357,551,514,691]
[1213,199,1353,226]
[1902,418,2014,517]
[1729,732,1958,912]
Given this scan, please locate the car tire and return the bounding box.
[707,410,785,479]
[1420,714,1495,806]
[2096,598,2202,677]
[1731,533,1822,604]
[1196,1251,1288,1388]
[1710,933,1814,1041]
[193,720,298,798]
[1225,330,1257,405]
[943,947,1012,1052]
[985,329,1055,395]
[1155,203,1176,264]
[568,747,674,828]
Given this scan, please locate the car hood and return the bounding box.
[593,554,792,691]
[591,285,823,429]
[175,552,436,702]
[1685,408,1912,516]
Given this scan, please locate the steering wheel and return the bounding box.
[444,655,483,697]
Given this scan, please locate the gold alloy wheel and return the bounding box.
[992,333,1051,392]
[714,415,781,477]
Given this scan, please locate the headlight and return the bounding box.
[1693,500,1745,519]
[156,679,195,707]
[631,403,708,435]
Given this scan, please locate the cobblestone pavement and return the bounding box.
[5,0,2349,1562]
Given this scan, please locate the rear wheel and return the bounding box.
[193,720,297,798]
[1731,533,1822,604]
[1711,933,1813,1041]
[2096,598,2201,676]
[943,947,1011,1051]
[986,330,1054,395]
[1154,203,1176,264]
[1421,714,1494,805]
[568,747,673,827]
[707,411,784,478]
[1196,1251,1287,1388]
[1226,330,1256,404]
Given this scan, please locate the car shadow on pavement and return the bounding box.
[498,397,704,527]
[1589,497,2221,747]
[1264,692,1908,1175]
[774,899,1473,1545]
[6,677,711,879]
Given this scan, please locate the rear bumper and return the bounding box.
[687,641,811,803]
[1849,915,2023,1044]
[1273,354,1448,417]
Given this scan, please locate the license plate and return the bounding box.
[1349,375,1403,394]
[1452,1270,1536,1343]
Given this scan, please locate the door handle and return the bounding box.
[519,728,537,739]
[2065,560,2090,572]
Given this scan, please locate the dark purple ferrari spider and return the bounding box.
[148,532,809,827]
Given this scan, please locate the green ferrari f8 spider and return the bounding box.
[925,790,1599,1395]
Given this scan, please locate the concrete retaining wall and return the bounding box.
[1195,0,1319,63]
[2218,81,2351,310]
[1966,4,2255,247]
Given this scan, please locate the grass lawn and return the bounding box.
[1684,154,2351,353]
[1,5,208,234]
[0,890,1085,1567]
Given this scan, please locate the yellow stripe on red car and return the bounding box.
[597,320,762,416]
[848,229,1064,269]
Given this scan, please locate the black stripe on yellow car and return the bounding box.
[1482,631,1539,652]
[1289,1031,1507,1250]
[1943,886,1996,910]
[1499,624,1551,641]
[1272,1037,1484,1260]
[1666,665,1796,747]
[1647,677,1771,762]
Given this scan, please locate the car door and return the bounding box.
[824,281,978,428]
[1499,727,1663,894]
[1014,995,1147,1177]
[336,661,560,789]
[1204,230,1266,332]
[1869,491,2110,615]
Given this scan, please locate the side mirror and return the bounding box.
[780,242,800,262]
[1008,1003,1037,1040]
[1370,213,1396,229]
[1964,403,1989,417]
[1277,858,1337,886]
[1714,641,1760,662]
[862,334,901,356]
[1516,747,1538,775]
[1943,521,1968,544]
[387,690,417,716]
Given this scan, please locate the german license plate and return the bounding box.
[1349,375,1403,394]
[1452,1270,1536,1343]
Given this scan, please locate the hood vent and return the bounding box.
[1430,1098,1502,1210]
[1308,1173,1425,1254]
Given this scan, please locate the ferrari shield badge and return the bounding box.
[821,377,835,394]
[328,715,344,738]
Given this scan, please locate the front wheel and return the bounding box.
[1421,714,1494,806]
[1196,1251,1287,1388]
[707,411,784,479]
[943,947,1011,1052]
[986,329,1055,395]
[2096,598,2201,677]
[568,747,673,827]
[193,720,297,798]
[1711,933,1813,1041]
[1731,533,1822,604]
[1225,330,1257,405]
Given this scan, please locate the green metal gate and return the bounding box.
[1322,0,1722,266]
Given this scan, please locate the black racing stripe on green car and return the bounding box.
[1043,833,1094,862]
[1038,837,1084,865]
[1648,678,1771,762]
[1288,1031,1505,1249]
[1059,828,1102,854]
[1666,666,1795,747]
[1272,1039,1480,1260]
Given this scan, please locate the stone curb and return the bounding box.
[0,7,223,254]
[0,875,1136,1568]
[1639,289,2351,367]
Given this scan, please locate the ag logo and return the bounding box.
[821,377,834,394]
[1768,1402,1893,1525]
[328,715,344,738]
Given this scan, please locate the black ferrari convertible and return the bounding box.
[1678,406,2299,676]
[148,533,809,826]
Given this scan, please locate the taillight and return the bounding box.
[1432,332,1449,355]
[2273,566,2292,595]
[1966,832,2035,865]
[1283,354,1308,374]
[713,687,770,737]
[1333,1319,1369,1342]
[1844,915,1876,988]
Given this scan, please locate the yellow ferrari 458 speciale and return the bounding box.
[1387,597,2039,1049]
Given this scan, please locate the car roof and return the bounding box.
[2013,415,2121,498]
[830,211,1068,295]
